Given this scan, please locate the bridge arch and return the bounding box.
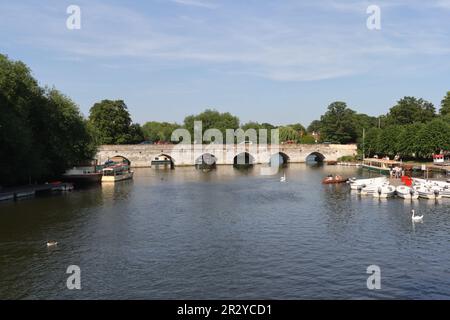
[269,152,290,166]
[195,153,217,169]
[233,152,255,167]
[306,152,326,163]
[151,153,175,169]
[107,155,131,166]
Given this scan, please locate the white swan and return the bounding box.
[280,173,286,182]
[411,209,423,222]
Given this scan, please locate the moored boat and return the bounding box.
[0,193,14,201]
[414,186,441,200]
[441,188,450,198]
[322,175,348,184]
[373,185,396,198]
[63,160,103,184]
[101,164,134,183]
[349,176,387,190]
[362,158,402,175]
[396,185,419,200]
[15,190,35,199]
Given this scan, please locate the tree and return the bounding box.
[396,123,423,159]
[128,123,145,144]
[319,102,357,144]
[300,134,316,144]
[377,125,404,157]
[307,120,321,134]
[88,100,141,144]
[415,119,450,159]
[440,91,450,116]
[0,54,95,186]
[363,127,382,157]
[286,123,306,135]
[183,109,239,143]
[141,121,180,142]
[279,126,301,143]
[386,96,435,125]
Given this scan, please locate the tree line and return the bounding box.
[2,54,449,186]
[0,54,96,187]
[307,96,449,160]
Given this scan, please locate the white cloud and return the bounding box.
[1,1,449,82]
[171,0,218,9]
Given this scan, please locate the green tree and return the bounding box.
[184,109,239,143]
[440,91,450,116]
[363,127,382,157]
[142,121,181,142]
[286,123,306,135]
[386,96,435,125]
[396,123,423,159]
[279,126,301,143]
[299,134,316,144]
[377,125,404,157]
[0,54,95,186]
[415,119,450,159]
[88,100,140,144]
[307,120,321,134]
[319,102,357,143]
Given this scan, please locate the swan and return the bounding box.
[411,209,423,222]
[47,240,58,247]
[280,173,286,182]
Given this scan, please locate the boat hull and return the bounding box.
[362,164,391,175]
[62,173,102,184]
[0,193,14,201]
[102,172,134,183]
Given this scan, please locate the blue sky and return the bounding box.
[1,0,449,126]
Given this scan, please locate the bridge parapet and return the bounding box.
[96,144,357,167]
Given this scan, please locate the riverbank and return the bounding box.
[0,182,74,202]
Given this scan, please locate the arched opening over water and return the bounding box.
[269,152,290,167]
[233,152,255,168]
[107,155,131,166]
[195,153,217,170]
[306,152,325,165]
[151,153,174,169]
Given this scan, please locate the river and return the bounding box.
[0,164,449,299]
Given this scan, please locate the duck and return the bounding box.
[411,209,423,222]
[47,240,58,247]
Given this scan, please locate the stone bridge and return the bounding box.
[96,144,357,167]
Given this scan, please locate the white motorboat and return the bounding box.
[360,182,388,195]
[440,187,450,198]
[396,185,419,200]
[349,177,387,190]
[373,185,396,198]
[413,178,450,189]
[414,185,441,199]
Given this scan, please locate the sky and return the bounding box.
[1,0,449,126]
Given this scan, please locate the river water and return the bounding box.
[0,164,449,299]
